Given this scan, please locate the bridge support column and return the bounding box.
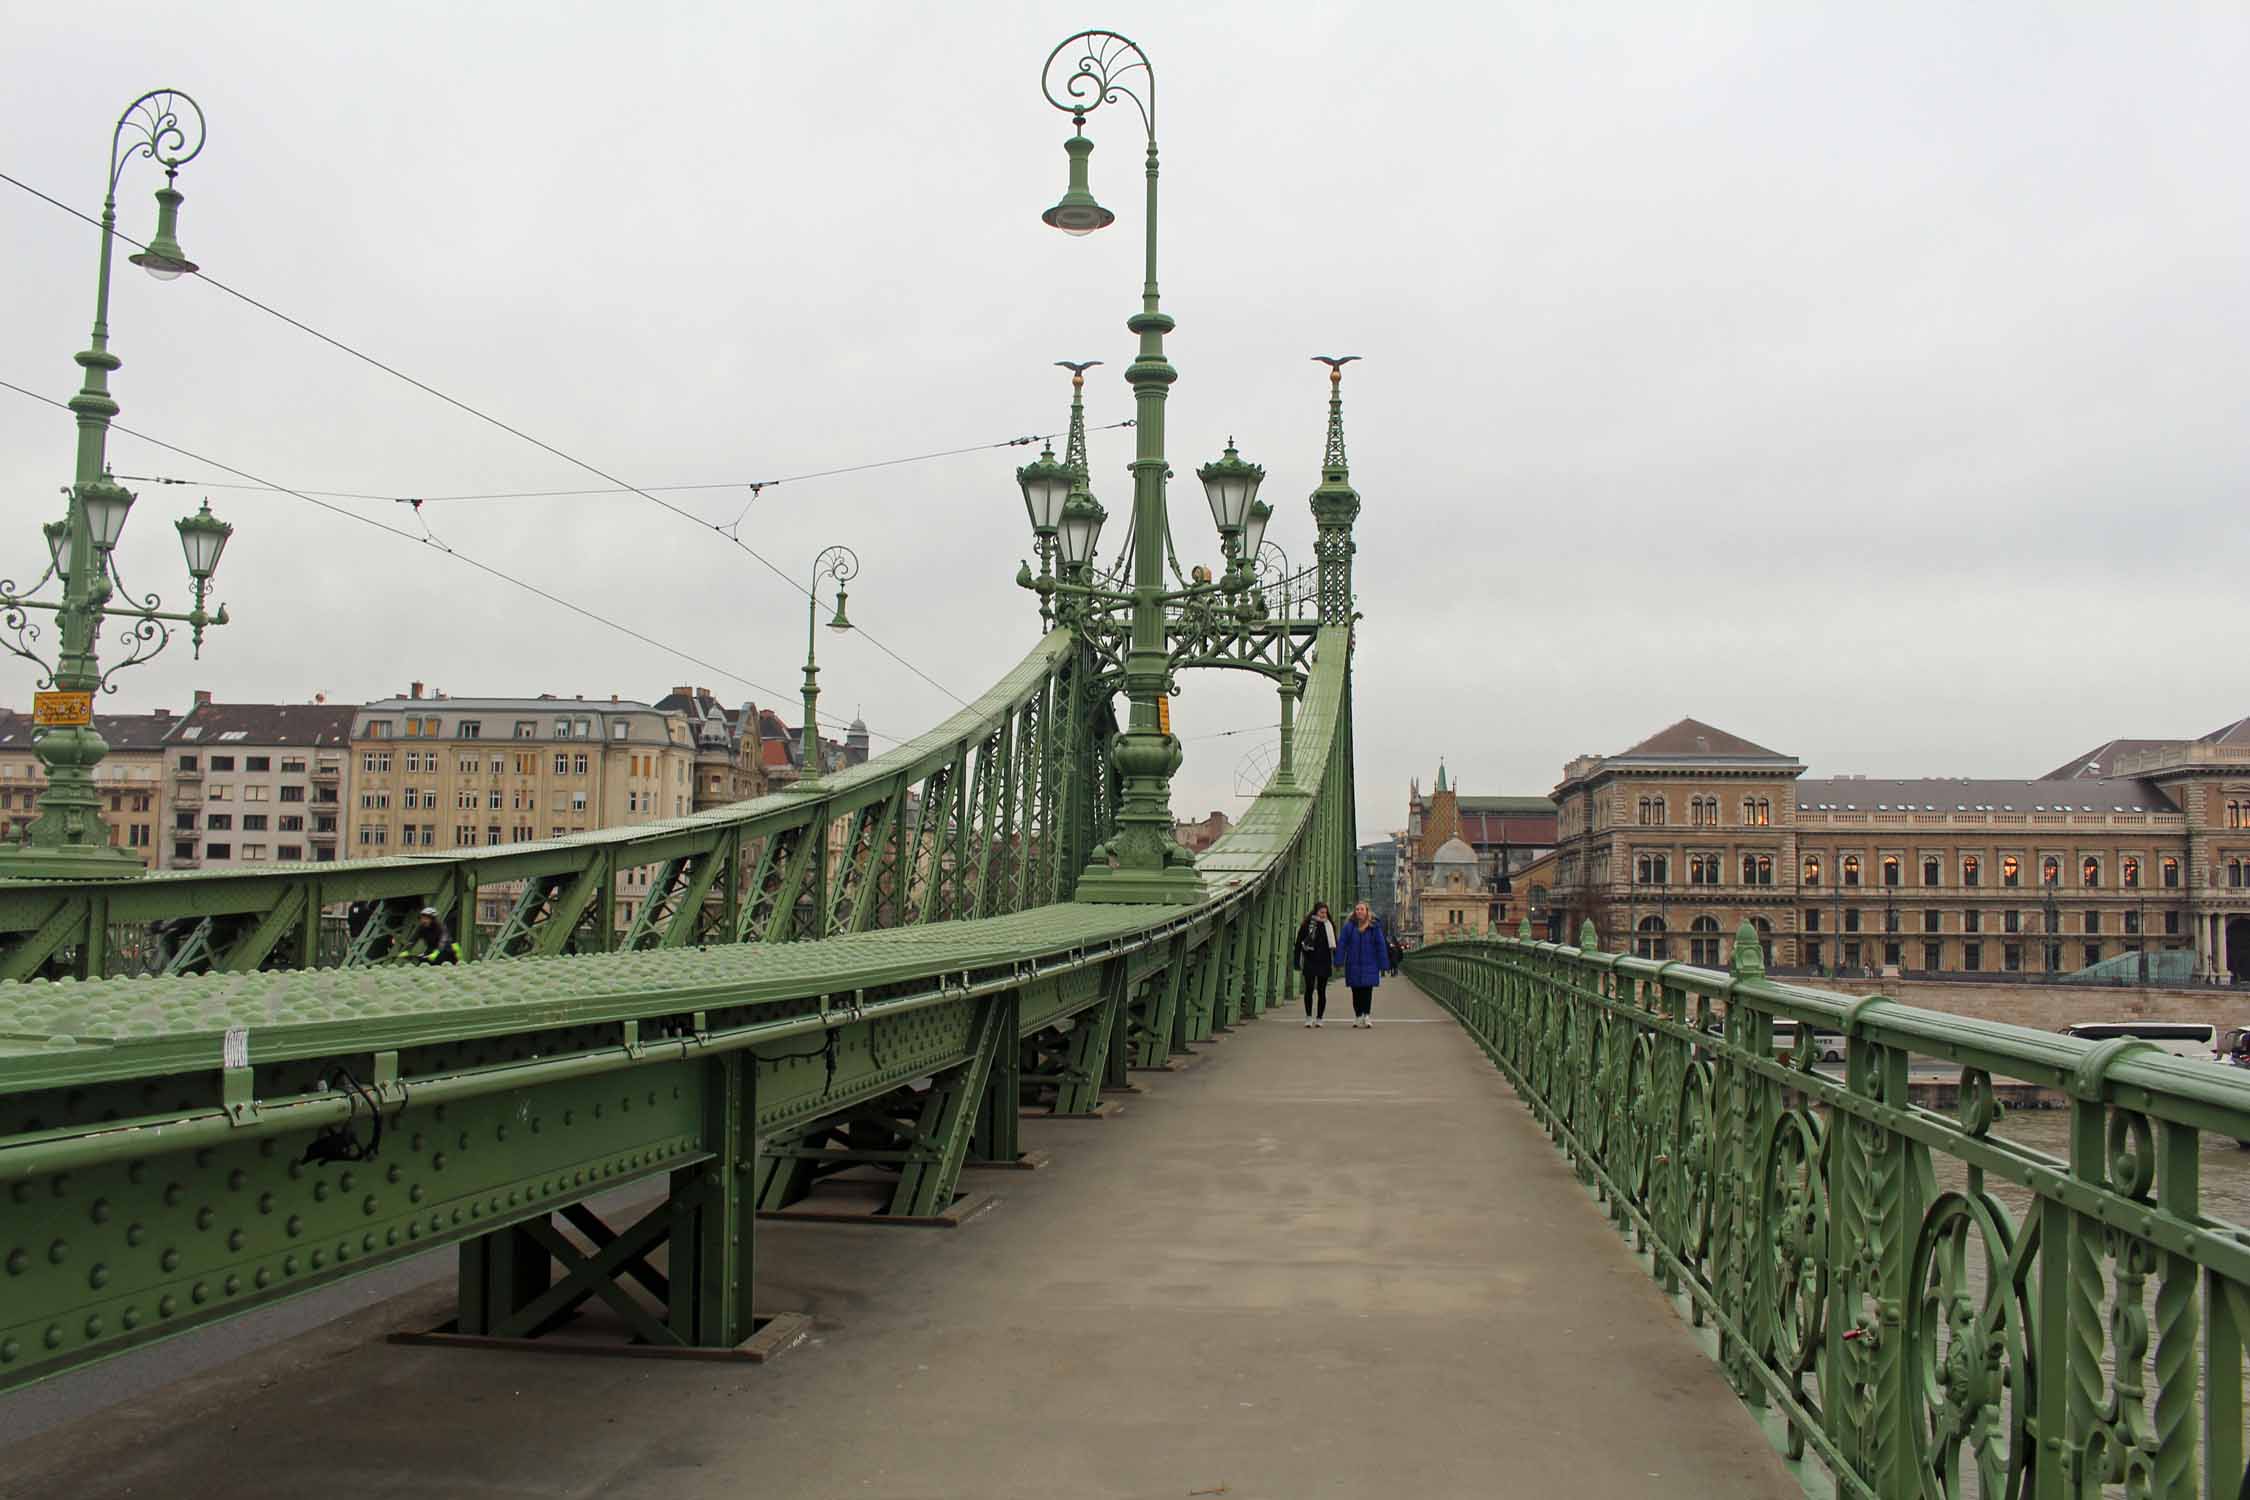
[1048,961,1126,1115]
[420,1053,795,1359]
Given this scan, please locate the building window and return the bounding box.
[1635,915,1667,960]
[2234,860,2246,889]
[2042,856,2060,886]
[2122,856,2140,889]
[178,754,199,770]
[1842,855,1861,887]
[1844,908,1860,933]
[459,720,482,740]
[279,785,305,803]
[243,785,268,802]
[2165,910,2181,936]
[1742,854,1773,886]
[488,825,503,846]
[1689,916,1721,966]
[2002,855,2020,887]
[1884,941,1902,967]
[1964,910,1981,933]
[489,789,503,810]
[2003,943,2021,972]
[2124,910,2141,935]
[280,758,306,774]
[1843,941,1861,970]
[2004,909,2020,934]
[2084,943,2101,968]
[2083,911,2101,935]
[1805,908,1821,932]
[1805,939,1824,969]
[2082,856,2101,888]
[1924,942,1941,971]
[367,721,393,739]
[554,753,570,775]
[242,814,269,832]
[210,755,236,772]
[612,721,630,741]
[242,755,269,772]
[1921,856,1939,887]
[1688,853,1720,885]
[173,841,196,861]
[1959,855,1977,887]
[1884,907,1900,933]
[1962,942,1981,972]
[2163,856,2179,888]
[363,751,391,773]
[2232,800,2247,830]
[1803,854,1822,886]
[515,720,538,739]
[1635,854,1669,884]
[242,844,266,861]
[207,842,232,859]
[206,813,233,831]
[573,753,590,776]
[1882,855,1900,887]
[1923,910,1941,934]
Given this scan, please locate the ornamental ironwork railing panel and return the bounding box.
[1406,922,2250,1500]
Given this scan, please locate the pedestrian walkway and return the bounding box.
[0,977,1801,1500]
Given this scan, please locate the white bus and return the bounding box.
[2057,1020,2218,1061]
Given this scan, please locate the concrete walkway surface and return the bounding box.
[0,977,1799,1500]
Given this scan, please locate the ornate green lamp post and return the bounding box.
[793,545,857,791]
[0,90,233,880]
[1033,29,1209,903]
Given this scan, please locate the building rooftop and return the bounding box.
[1795,776,2177,815]
[0,709,180,751]
[1432,836,1478,865]
[1456,794,1557,814]
[1617,718,1793,761]
[168,701,356,749]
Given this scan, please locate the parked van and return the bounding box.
[2057,1021,2218,1060]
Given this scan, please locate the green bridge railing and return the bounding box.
[0,630,1101,981]
[1406,921,2250,1500]
[0,626,1356,1393]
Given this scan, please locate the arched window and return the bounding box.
[1690,915,1722,966]
[2042,856,2060,887]
[2002,855,2020,887]
[1752,915,1773,965]
[1742,797,1756,825]
[1741,853,1758,885]
[1922,857,1940,887]
[2082,856,2101,888]
[2232,861,2244,889]
[1757,798,1772,826]
[1843,855,1862,887]
[1963,856,1980,888]
[2232,801,2246,830]
[2163,856,2179,888]
[1754,854,1773,885]
[1636,914,1667,959]
[1803,853,1822,886]
[1882,855,1901,887]
[1651,797,1665,826]
[2122,856,2140,888]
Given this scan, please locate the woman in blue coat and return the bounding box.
[1333,900,1390,1028]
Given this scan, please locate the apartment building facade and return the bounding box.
[164,694,355,868]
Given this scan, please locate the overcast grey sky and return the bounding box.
[3,2,2246,843]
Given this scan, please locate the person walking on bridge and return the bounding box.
[1294,902,1337,1026]
[1335,900,1390,1028]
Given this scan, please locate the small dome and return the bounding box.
[1433,836,1476,865]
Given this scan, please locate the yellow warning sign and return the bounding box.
[32,690,92,728]
[1157,695,1171,735]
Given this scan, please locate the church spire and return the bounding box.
[1436,759,1448,792]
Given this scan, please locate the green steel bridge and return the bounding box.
[8,46,2250,1500]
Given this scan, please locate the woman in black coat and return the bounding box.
[1294,902,1337,1026]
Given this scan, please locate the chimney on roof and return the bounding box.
[194,689,213,707]
[152,707,170,720]
[409,681,424,700]
[611,694,619,703]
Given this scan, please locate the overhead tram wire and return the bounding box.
[103,420,1135,508]
[0,377,924,748]
[0,166,1062,709]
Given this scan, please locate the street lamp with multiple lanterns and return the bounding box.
[1019,29,1359,905]
[0,89,234,879]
